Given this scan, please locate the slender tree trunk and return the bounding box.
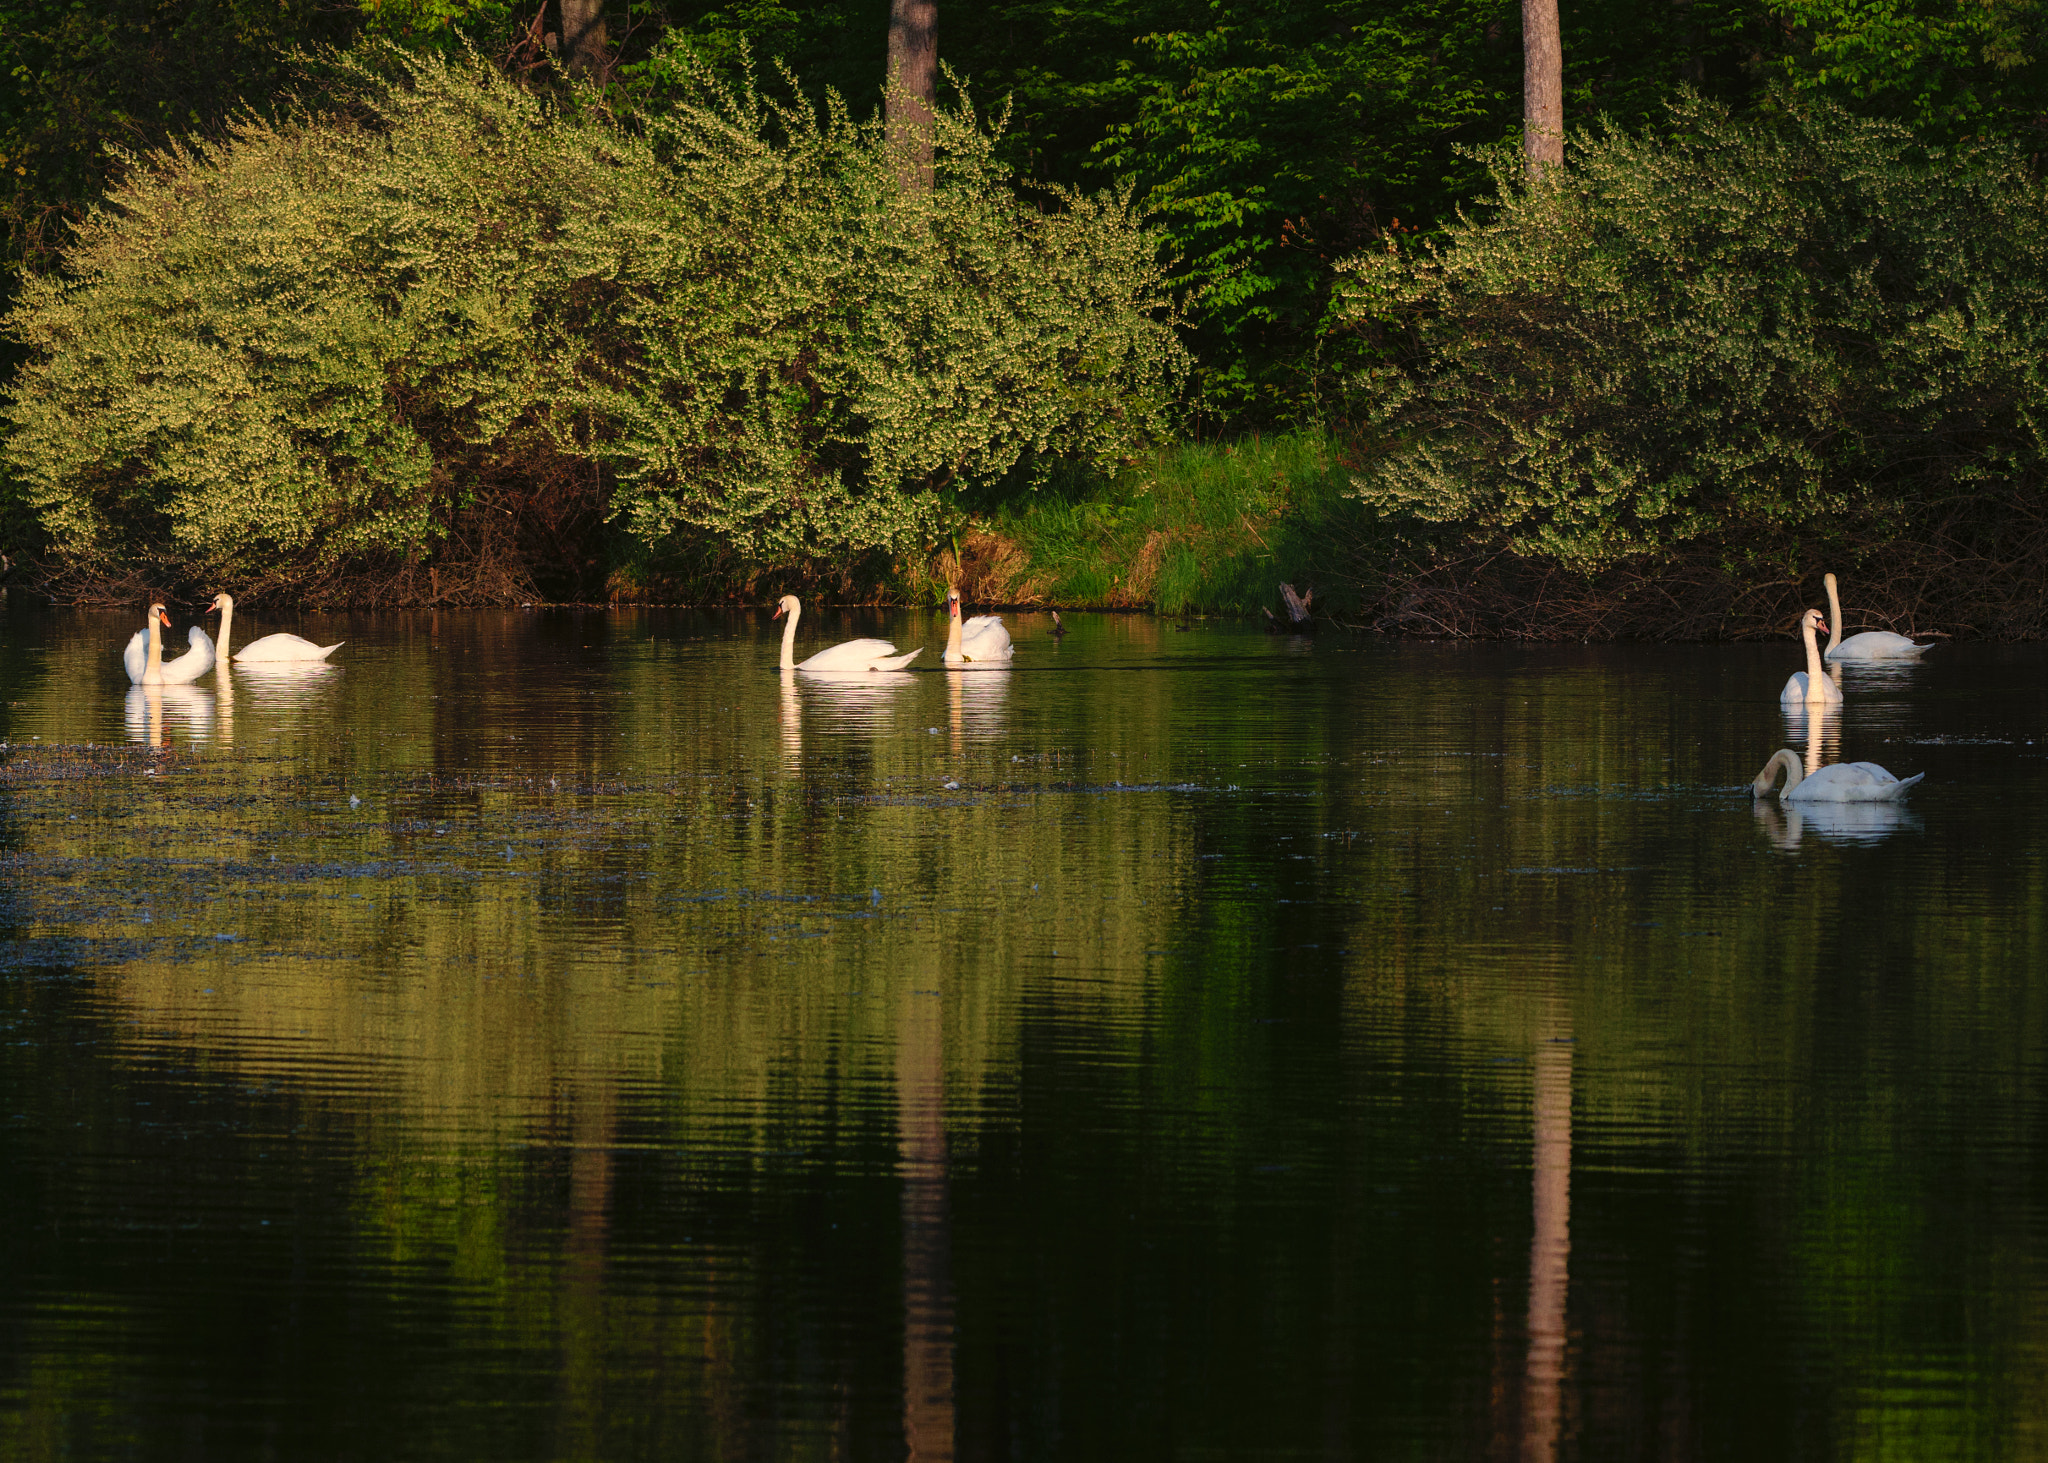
[886,0,938,191]
[558,0,609,81]
[1522,0,1564,179]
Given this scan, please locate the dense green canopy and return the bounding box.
[5,0,2048,604]
[8,0,2048,404]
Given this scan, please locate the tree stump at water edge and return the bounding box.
[1271,582,1315,632]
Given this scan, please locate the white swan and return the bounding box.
[1751,748,1923,802]
[774,595,920,672]
[941,587,1013,667]
[205,592,344,662]
[121,606,162,684]
[1780,608,1844,706]
[123,602,215,685]
[1822,573,1930,661]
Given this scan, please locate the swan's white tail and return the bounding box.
[866,647,920,672]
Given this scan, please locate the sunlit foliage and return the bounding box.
[2,45,1184,589]
[1340,93,2048,568]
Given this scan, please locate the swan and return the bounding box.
[1751,748,1923,802]
[1822,573,1930,661]
[205,592,344,662]
[774,595,920,672]
[123,602,215,685]
[941,587,1013,666]
[1780,608,1844,706]
[121,606,161,684]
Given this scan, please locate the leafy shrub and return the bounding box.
[590,41,1186,562]
[1339,92,2048,570]
[2,43,1184,595]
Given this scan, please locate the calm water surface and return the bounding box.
[2,605,2045,1461]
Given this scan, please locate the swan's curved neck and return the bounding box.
[146,616,164,678]
[216,597,234,660]
[1802,616,1826,687]
[945,606,963,659]
[1823,576,1842,653]
[779,602,799,670]
[1752,748,1803,797]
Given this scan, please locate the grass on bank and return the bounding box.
[914,428,1371,618]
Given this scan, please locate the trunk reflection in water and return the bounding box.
[1522,1001,1572,1463]
[899,986,955,1463]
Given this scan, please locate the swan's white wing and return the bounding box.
[1790,762,1922,801]
[1780,672,1809,704]
[797,638,905,673]
[159,626,216,684]
[123,630,147,684]
[1840,764,1924,798]
[1827,631,1928,662]
[237,631,343,662]
[960,618,1013,662]
[864,647,921,672]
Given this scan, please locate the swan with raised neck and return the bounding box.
[941,586,1013,666]
[774,595,920,672]
[204,592,344,663]
[1780,608,1842,706]
[1822,573,1930,662]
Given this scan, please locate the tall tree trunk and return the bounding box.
[1522,0,1564,179]
[886,0,938,192]
[558,0,609,81]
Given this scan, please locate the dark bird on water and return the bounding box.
[1049,611,1067,638]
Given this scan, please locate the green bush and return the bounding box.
[2,43,1184,593]
[1339,92,2048,569]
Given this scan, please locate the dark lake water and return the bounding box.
[3,603,2046,1461]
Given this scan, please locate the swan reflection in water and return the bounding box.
[124,682,215,746]
[1781,700,1841,774]
[231,659,341,713]
[1754,797,1921,849]
[1831,659,1927,696]
[778,671,801,772]
[947,666,1008,753]
[796,667,923,735]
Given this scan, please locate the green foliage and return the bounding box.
[1767,0,2048,143]
[1339,93,2048,568]
[0,0,358,279]
[589,42,1187,561]
[357,0,525,49]
[2,44,1185,587]
[651,1,1778,423]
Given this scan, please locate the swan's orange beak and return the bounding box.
[1816,618,1830,635]
[771,603,785,620]
[157,610,171,628]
